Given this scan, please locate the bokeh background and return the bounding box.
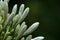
[9,0,60,40]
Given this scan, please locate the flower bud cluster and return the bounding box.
[0,0,44,40]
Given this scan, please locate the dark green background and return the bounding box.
[9,0,60,40]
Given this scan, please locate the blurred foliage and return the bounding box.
[9,0,60,40]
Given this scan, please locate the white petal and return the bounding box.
[12,14,21,25]
[4,2,8,14]
[4,12,15,28]
[23,22,39,36]
[12,4,17,14]
[21,37,25,40]
[16,25,27,40]
[0,1,4,8]
[15,7,29,26]
[31,36,44,40]
[21,21,26,27]
[17,7,29,24]
[26,35,32,40]
[20,7,29,22]
[15,24,20,34]
[19,4,24,14]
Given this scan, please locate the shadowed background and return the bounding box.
[9,0,60,40]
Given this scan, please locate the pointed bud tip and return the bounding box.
[33,36,44,40]
[25,7,29,13]
[14,4,17,7]
[21,4,24,7]
[12,4,17,14]
[26,7,29,10]
[29,35,32,37]
[38,36,44,39]
[34,22,39,26]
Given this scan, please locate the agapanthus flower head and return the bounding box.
[0,0,44,40]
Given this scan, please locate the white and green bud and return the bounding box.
[23,22,39,36]
[12,4,17,14]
